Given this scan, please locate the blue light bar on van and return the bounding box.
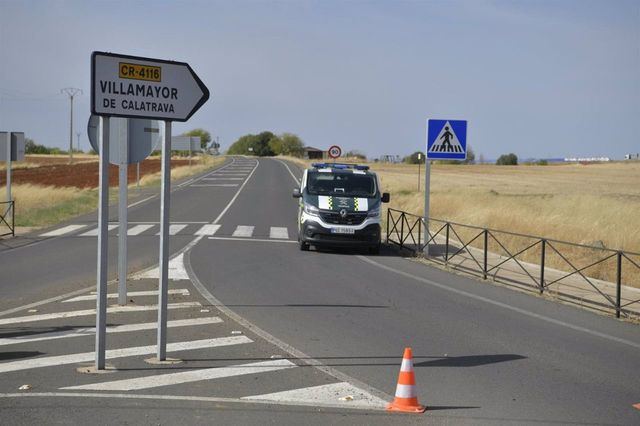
[311,163,370,171]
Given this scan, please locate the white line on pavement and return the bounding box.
[208,237,296,244]
[212,161,259,225]
[0,302,201,326]
[202,177,244,180]
[80,224,118,236]
[0,317,222,347]
[269,227,289,239]
[62,359,295,391]
[0,336,252,374]
[161,224,188,236]
[63,289,190,303]
[126,224,155,236]
[232,226,254,237]
[194,224,221,236]
[40,225,88,237]
[190,184,239,187]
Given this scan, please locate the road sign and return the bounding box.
[426,119,467,160]
[171,136,201,152]
[91,51,210,122]
[328,145,342,159]
[88,115,161,165]
[0,132,25,162]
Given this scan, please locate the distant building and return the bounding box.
[564,157,611,163]
[303,146,325,160]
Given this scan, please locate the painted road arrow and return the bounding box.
[91,51,210,122]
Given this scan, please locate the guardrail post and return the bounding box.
[418,218,422,254]
[444,223,450,262]
[11,201,14,237]
[540,239,546,294]
[400,212,405,249]
[483,229,488,279]
[386,209,390,244]
[616,251,622,318]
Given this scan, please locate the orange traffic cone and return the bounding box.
[387,347,426,413]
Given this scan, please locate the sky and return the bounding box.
[0,0,638,160]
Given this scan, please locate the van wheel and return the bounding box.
[300,241,310,251]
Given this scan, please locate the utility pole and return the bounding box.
[76,132,81,154]
[61,87,83,163]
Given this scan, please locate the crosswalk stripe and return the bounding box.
[0,302,201,326]
[190,184,239,187]
[157,224,189,236]
[40,225,88,237]
[232,226,254,237]
[80,224,118,236]
[63,289,190,303]
[202,178,244,180]
[0,336,252,374]
[0,317,222,347]
[269,227,289,239]
[195,224,221,236]
[62,359,295,391]
[242,382,388,409]
[126,224,155,236]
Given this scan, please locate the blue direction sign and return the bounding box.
[426,119,467,160]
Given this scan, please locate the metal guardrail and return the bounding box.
[386,208,640,319]
[0,201,14,237]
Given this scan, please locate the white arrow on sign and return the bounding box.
[91,51,210,122]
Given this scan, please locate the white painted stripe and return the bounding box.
[190,184,239,187]
[212,161,259,224]
[127,195,156,209]
[208,236,296,244]
[127,224,155,236]
[0,336,252,374]
[166,224,188,235]
[40,225,87,237]
[202,177,244,180]
[269,227,289,239]
[394,384,417,399]
[243,382,388,409]
[0,302,201,326]
[232,226,254,238]
[132,253,190,280]
[80,224,118,236]
[63,289,190,303]
[62,359,295,391]
[0,317,222,347]
[195,224,221,236]
[400,358,413,372]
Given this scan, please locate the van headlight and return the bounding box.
[303,203,319,216]
[367,206,381,218]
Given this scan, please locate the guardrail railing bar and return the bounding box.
[424,222,448,247]
[545,242,618,307]
[445,225,485,272]
[404,215,421,247]
[616,251,622,318]
[622,253,640,270]
[485,231,541,286]
[0,201,14,237]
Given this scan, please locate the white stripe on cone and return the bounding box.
[394,384,417,399]
[400,358,413,372]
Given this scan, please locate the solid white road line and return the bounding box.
[190,184,239,187]
[0,336,252,374]
[40,225,88,237]
[269,227,289,239]
[208,236,296,244]
[195,224,221,236]
[202,177,244,180]
[131,253,190,280]
[232,226,254,238]
[0,317,222,347]
[62,359,295,391]
[0,302,201,326]
[63,289,190,303]
[126,224,155,236]
[165,224,188,235]
[80,224,118,236]
[212,161,259,224]
[127,195,156,209]
[242,382,387,409]
[275,159,301,185]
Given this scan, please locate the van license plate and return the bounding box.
[331,227,355,234]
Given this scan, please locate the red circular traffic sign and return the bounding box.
[328,145,342,159]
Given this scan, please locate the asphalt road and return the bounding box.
[1,156,639,425]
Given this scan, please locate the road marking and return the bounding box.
[126,224,155,236]
[40,225,88,237]
[0,336,252,374]
[0,302,201,326]
[275,159,301,185]
[190,184,239,187]
[80,224,118,236]
[0,317,222,347]
[208,236,296,244]
[62,359,296,391]
[63,289,190,303]
[132,253,190,280]
[212,161,259,224]
[242,382,387,409]
[163,224,188,235]
[269,227,289,239]
[202,177,244,180]
[232,226,254,238]
[195,224,221,236]
[357,256,640,351]
[127,195,156,209]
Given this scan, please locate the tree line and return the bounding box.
[227,131,304,157]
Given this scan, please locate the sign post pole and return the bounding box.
[157,121,171,361]
[95,116,110,370]
[423,160,431,256]
[118,121,129,306]
[5,133,10,205]
[417,153,421,191]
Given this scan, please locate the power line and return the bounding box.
[61,87,83,163]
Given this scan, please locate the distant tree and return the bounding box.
[345,150,367,160]
[403,151,425,164]
[496,153,518,165]
[463,146,476,164]
[182,128,211,150]
[269,133,305,157]
[478,153,485,164]
[24,138,52,154]
[228,131,275,156]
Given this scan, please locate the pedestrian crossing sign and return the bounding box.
[426,119,467,160]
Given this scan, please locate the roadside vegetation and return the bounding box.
[227,131,304,157]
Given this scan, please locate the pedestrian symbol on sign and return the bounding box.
[426,119,467,160]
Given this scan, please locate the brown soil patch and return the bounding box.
[0,158,192,189]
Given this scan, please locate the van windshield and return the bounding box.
[306,171,377,197]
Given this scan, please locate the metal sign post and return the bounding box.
[118,120,129,306]
[95,117,110,369]
[157,121,171,361]
[417,153,422,191]
[423,160,431,255]
[4,133,10,204]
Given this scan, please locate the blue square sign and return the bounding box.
[426,119,467,160]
